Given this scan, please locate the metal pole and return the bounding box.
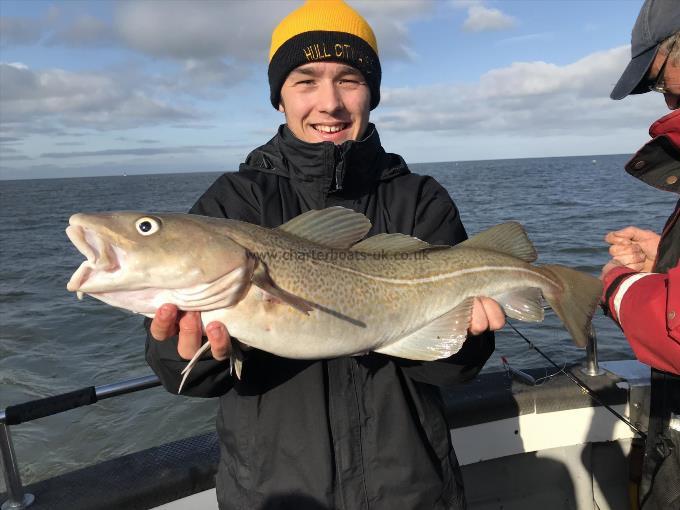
[580,325,604,377]
[0,423,34,510]
[95,374,160,400]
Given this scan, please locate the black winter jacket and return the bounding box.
[145,124,494,510]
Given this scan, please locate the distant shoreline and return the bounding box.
[0,153,632,181]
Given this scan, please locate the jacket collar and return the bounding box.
[277,123,384,191]
[626,110,680,194]
[649,109,680,146]
[242,123,409,195]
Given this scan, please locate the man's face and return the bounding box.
[279,62,371,144]
[648,45,680,110]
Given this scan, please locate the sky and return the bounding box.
[0,0,668,180]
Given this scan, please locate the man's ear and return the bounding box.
[278,102,285,113]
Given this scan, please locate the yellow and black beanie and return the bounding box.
[268,0,381,110]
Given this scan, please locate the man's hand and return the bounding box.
[604,226,660,273]
[149,303,232,361]
[469,297,505,335]
[600,258,625,280]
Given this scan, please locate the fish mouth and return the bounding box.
[66,224,122,295]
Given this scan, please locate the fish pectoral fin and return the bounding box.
[374,297,474,360]
[251,265,313,315]
[276,207,371,249]
[456,222,537,263]
[350,233,448,254]
[495,287,545,322]
[172,264,254,311]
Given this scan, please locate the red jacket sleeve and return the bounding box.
[602,265,680,375]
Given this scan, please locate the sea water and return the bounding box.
[0,154,675,485]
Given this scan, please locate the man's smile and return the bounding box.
[312,123,349,133]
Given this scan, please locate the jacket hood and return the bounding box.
[239,123,409,195]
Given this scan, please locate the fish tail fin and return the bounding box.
[535,264,603,347]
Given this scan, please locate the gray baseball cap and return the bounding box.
[611,0,680,100]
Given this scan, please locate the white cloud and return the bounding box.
[375,46,660,139]
[0,6,61,47]
[463,4,516,32]
[40,144,237,159]
[498,32,553,46]
[0,63,195,133]
[478,46,628,98]
[174,59,252,98]
[450,0,478,8]
[113,0,431,62]
[352,0,435,60]
[45,14,118,47]
[450,0,516,33]
[0,16,44,46]
[114,0,295,61]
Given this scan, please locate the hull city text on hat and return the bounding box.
[268,0,382,110]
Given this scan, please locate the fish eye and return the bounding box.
[135,217,161,236]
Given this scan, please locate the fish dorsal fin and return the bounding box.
[277,207,371,249]
[458,222,537,263]
[351,233,441,254]
[373,297,473,360]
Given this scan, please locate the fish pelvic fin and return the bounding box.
[536,264,603,348]
[277,207,371,249]
[178,341,212,394]
[230,340,246,380]
[458,222,537,263]
[495,287,545,322]
[178,339,248,394]
[374,297,473,360]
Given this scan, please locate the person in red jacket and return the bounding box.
[603,1,679,508]
[601,110,680,375]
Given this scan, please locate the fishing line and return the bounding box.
[501,355,565,386]
[507,320,647,440]
[532,363,567,386]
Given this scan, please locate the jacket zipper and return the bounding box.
[333,144,345,192]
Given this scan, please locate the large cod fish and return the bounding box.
[66,207,602,391]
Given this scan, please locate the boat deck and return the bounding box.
[1,361,648,510]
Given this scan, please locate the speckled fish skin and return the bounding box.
[66,209,603,362]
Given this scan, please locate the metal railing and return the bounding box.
[1,375,161,510]
[580,326,605,377]
[1,327,606,510]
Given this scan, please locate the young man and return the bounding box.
[147,1,501,508]
[602,0,680,507]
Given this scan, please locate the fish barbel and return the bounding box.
[66,207,602,391]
